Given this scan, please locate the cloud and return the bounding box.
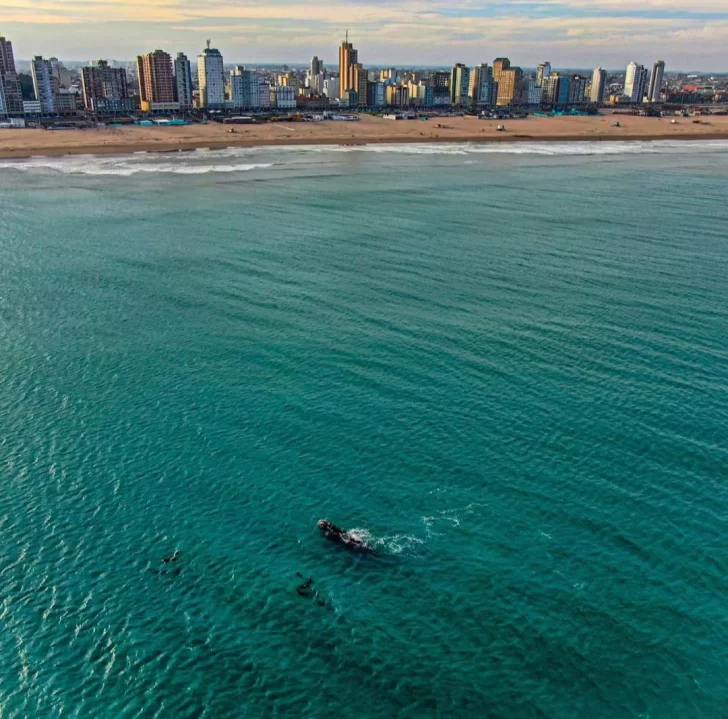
[0,0,726,69]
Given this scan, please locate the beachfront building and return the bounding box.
[492,58,522,106]
[197,42,225,109]
[450,63,470,106]
[624,62,647,103]
[591,67,607,104]
[469,63,493,106]
[338,32,358,99]
[230,66,261,108]
[50,58,72,89]
[0,75,7,117]
[536,61,551,87]
[174,53,193,109]
[386,85,409,107]
[31,56,55,113]
[323,77,339,99]
[81,60,135,113]
[568,75,587,105]
[0,36,23,115]
[367,81,386,107]
[137,49,177,112]
[271,85,296,109]
[648,60,665,102]
[524,77,543,106]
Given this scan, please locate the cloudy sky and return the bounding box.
[1,0,727,70]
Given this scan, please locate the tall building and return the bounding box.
[197,42,225,108]
[50,58,72,89]
[469,63,492,106]
[624,62,646,102]
[230,66,260,108]
[493,58,510,84]
[590,67,607,104]
[0,74,7,117]
[648,60,665,102]
[541,74,560,105]
[568,74,587,105]
[351,63,368,106]
[536,61,551,87]
[323,77,339,98]
[136,49,176,110]
[31,56,55,113]
[386,85,408,107]
[0,36,23,115]
[496,67,522,106]
[367,81,386,107]
[524,77,543,106]
[450,63,470,106]
[310,56,322,78]
[81,60,134,112]
[174,53,193,109]
[338,32,358,99]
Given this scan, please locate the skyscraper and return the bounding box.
[624,62,646,103]
[536,61,551,87]
[568,74,587,105]
[81,61,134,112]
[590,67,607,104]
[174,53,193,109]
[496,67,522,106]
[648,60,665,103]
[198,42,225,108]
[351,63,368,106]
[338,32,358,99]
[50,58,72,89]
[137,49,176,110]
[0,36,23,115]
[231,66,260,108]
[31,56,55,113]
[310,56,322,78]
[450,63,470,106]
[0,75,7,117]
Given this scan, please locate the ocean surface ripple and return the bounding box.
[1,144,727,718]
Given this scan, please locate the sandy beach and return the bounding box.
[1,113,727,159]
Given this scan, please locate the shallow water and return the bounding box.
[1,142,727,718]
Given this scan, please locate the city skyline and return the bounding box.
[1,0,727,71]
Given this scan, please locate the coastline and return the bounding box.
[2,114,728,160]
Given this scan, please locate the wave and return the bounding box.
[1,138,726,176]
[0,155,273,176]
[347,527,425,556]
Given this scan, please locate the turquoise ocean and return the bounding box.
[1,141,727,718]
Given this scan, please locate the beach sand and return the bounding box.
[1,113,727,159]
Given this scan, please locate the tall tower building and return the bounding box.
[624,62,646,103]
[590,67,607,104]
[648,60,665,103]
[310,56,322,77]
[495,65,522,106]
[31,56,55,113]
[0,74,7,116]
[338,32,358,99]
[136,49,175,110]
[536,61,551,87]
[450,63,470,106]
[351,62,367,106]
[0,36,23,115]
[81,61,133,112]
[197,42,225,108]
[174,52,193,109]
[469,64,493,106]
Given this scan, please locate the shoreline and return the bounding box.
[2,132,728,160]
[2,114,728,160]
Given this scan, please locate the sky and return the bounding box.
[1,0,727,71]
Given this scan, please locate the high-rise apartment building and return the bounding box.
[590,67,607,104]
[0,75,7,117]
[310,56,322,78]
[230,66,261,108]
[536,61,551,87]
[624,62,646,102]
[137,49,176,111]
[542,74,561,105]
[323,77,339,98]
[197,42,225,108]
[81,60,134,112]
[469,63,493,106]
[648,60,665,102]
[496,67,522,106]
[450,63,470,106]
[351,63,368,106]
[0,36,23,115]
[31,56,55,113]
[568,74,587,105]
[386,85,408,107]
[174,53,193,109]
[50,58,72,89]
[338,33,358,99]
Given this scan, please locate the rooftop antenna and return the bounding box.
[206,38,211,50]
[345,29,348,43]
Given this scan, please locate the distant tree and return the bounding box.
[18,72,35,100]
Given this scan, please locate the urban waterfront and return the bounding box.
[1,143,727,717]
